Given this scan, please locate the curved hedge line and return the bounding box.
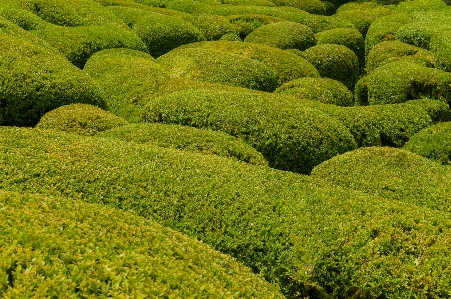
[98,123,268,165]
[244,21,316,51]
[227,14,283,39]
[431,31,451,72]
[142,88,357,174]
[36,104,128,136]
[0,190,282,298]
[269,0,327,15]
[186,13,236,40]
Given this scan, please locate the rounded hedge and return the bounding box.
[98,123,268,165]
[227,14,284,39]
[156,47,278,92]
[219,32,242,41]
[244,21,316,51]
[404,122,451,165]
[275,77,354,106]
[186,13,236,40]
[142,88,357,174]
[36,104,128,136]
[302,44,360,90]
[431,31,451,72]
[269,0,328,15]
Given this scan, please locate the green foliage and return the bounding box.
[182,40,320,85]
[219,32,242,41]
[0,190,283,297]
[186,13,236,41]
[36,104,128,136]
[275,77,354,106]
[404,122,451,165]
[269,0,327,15]
[405,98,451,124]
[142,88,357,174]
[98,123,268,165]
[156,47,278,92]
[227,14,283,39]
[430,31,451,72]
[310,146,451,212]
[302,44,359,90]
[244,21,316,51]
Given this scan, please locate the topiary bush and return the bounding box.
[186,13,236,40]
[98,123,268,165]
[142,88,357,174]
[244,21,316,51]
[269,0,328,15]
[227,14,283,39]
[404,98,451,123]
[156,47,278,92]
[36,104,128,136]
[275,77,354,106]
[302,44,359,90]
[0,190,283,298]
[219,32,242,41]
[430,31,451,72]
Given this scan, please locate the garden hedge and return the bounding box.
[2,127,451,298]
[244,21,316,51]
[219,32,242,41]
[186,13,236,40]
[227,14,283,39]
[0,190,282,298]
[431,31,451,72]
[269,0,328,15]
[142,88,357,174]
[98,123,268,165]
[156,47,278,92]
[36,104,128,136]
[275,77,354,106]
[302,44,359,90]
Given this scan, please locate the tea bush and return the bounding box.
[142,88,357,174]
[302,44,359,90]
[244,21,316,51]
[0,190,283,298]
[98,123,268,165]
[36,104,128,136]
[186,13,236,40]
[275,77,354,106]
[156,47,278,92]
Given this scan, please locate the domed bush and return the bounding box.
[186,13,236,40]
[431,31,451,72]
[302,44,359,90]
[0,30,104,127]
[275,77,354,106]
[219,32,242,41]
[142,88,357,174]
[269,0,328,15]
[98,123,268,165]
[404,122,451,165]
[182,40,320,85]
[227,14,283,39]
[0,190,283,298]
[36,104,128,136]
[405,98,451,124]
[156,47,278,92]
[244,21,316,51]
[222,0,276,6]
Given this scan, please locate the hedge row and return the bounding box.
[0,190,282,298]
[2,127,451,298]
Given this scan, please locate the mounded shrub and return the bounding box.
[310,146,451,212]
[431,31,451,72]
[186,13,236,40]
[156,48,278,92]
[142,88,357,174]
[302,44,359,90]
[244,21,316,51]
[405,98,451,124]
[182,40,320,85]
[354,75,370,105]
[98,123,268,165]
[0,190,283,298]
[222,0,276,6]
[404,122,451,165]
[227,14,284,39]
[219,32,242,41]
[36,104,128,136]
[395,20,451,51]
[275,77,354,106]
[0,30,104,127]
[269,0,327,15]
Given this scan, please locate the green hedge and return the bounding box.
[431,31,451,72]
[186,13,236,40]
[98,123,268,165]
[244,21,316,51]
[3,127,451,298]
[269,0,327,15]
[156,47,278,92]
[405,98,451,124]
[302,44,359,90]
[404,122,451,165]
[227,14,283,39]
[0,190,283,298]
[142,88,357,174]
[36,104,128,136]
[219,32,242,41]
[310,146,451,212]
[182,40,320,85]
[275,77,354,106]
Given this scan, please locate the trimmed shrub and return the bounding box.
[182,40,320,85]
[134,0,213,14]
[405,98,451,123]
[219,32,242,41]
[354,75,370,105]
[275,77,354,106]
[3,127,451,298]
[244,21,316,51]
[0,30,104,127]
[186,13,236,40]
[98,123,268,165]
[142,88,357,174]
[222,0,276,6]
[404,122,451,165]
[227,14,284,39]
[36,104,128,136]
[366,40,434,73]
[0,190,283,298]
[269,0,327,15]
[302,44,359,90]
[431,31,451,72]
[395,21,451,51]
[310,146,451,212]
[156,48,278,92]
